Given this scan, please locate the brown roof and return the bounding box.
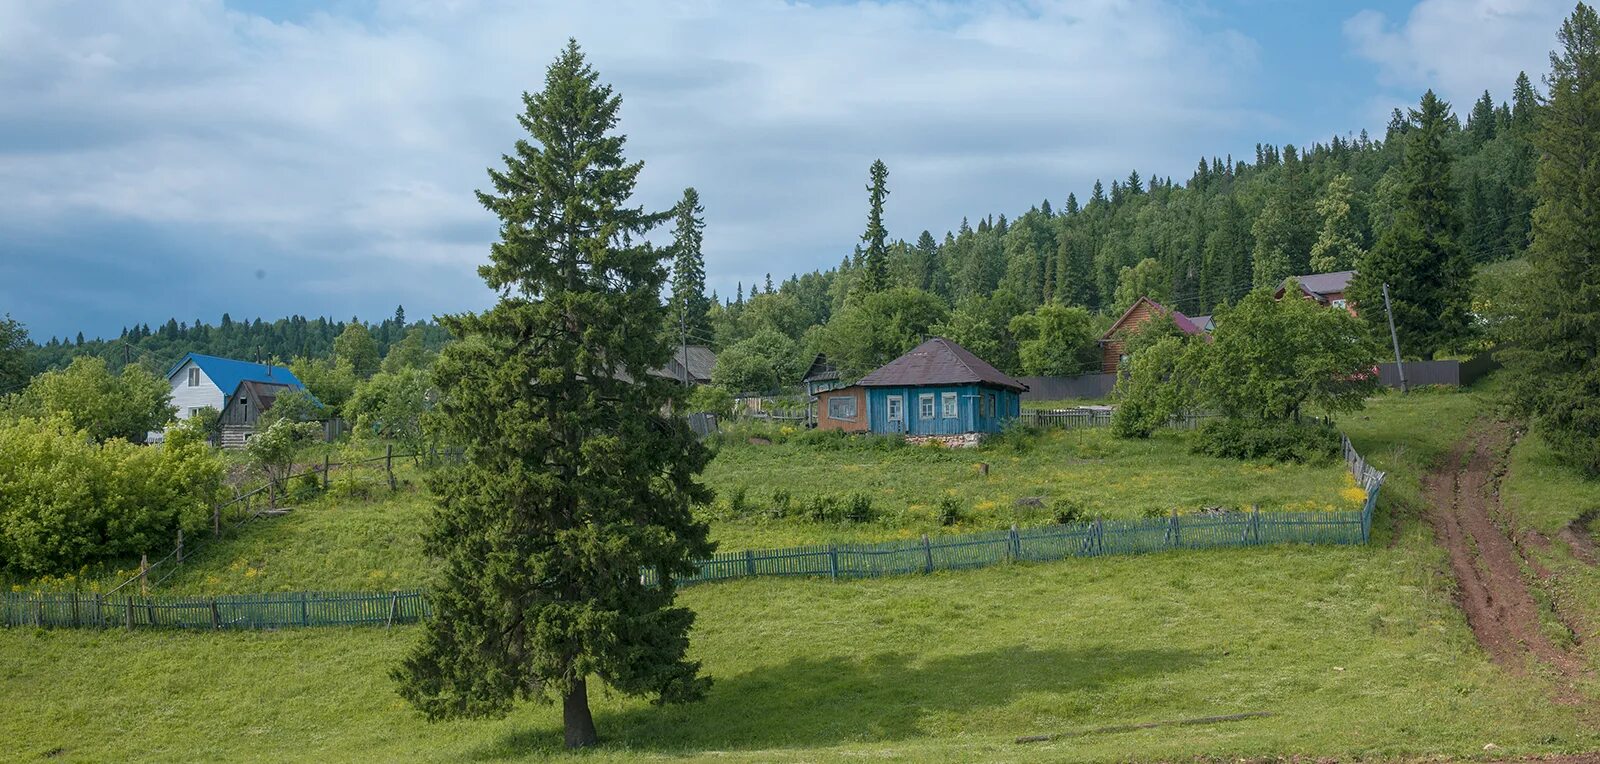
[224,379,298,414]
[857,338,1028,392]
[1099,296,1207,340]
[1274,270,1356,300]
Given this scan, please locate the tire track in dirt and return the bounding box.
[1423,420,1589,696]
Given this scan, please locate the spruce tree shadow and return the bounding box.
[469,644,1207,758]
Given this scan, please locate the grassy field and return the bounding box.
[4,545,1595,763]
[702,426,1357,549]
[3,377,1599,761]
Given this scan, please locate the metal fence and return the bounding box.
[3,437,1387,631]
[1022,408,1215,431]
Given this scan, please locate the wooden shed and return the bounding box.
[217,379,300,448]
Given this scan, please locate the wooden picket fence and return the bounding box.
[2,438,1387,631]
[1,589,429,630]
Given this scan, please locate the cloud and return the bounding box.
[1344,0,1569,110]
[0,0,1265,337]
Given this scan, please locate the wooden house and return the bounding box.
[163,352,304,420]
[801,354,844,396]
[1097,296,1208,372]
[1273,270,1357,315]
[819,338,1027,437]
[217,379,301,448]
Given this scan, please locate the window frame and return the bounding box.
[941,391,958,419]
[827,395,857,421]
[886,395,904,422]
[918,393,935,420]
[187,367,200,387]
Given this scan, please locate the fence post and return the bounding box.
[139,554,149,596]
[1009,524,1021,561]
[94,593,104,629]
[922,534,933,574]
[125,597,134,630]
[71,591,80,628]
[387,590,400,628]
[1170,512,1181,549]
[828,546,839,579]
[213,503,221,539]
[268,477,276,509]
[1094,517,1105,555]
[35,597,44,628]
[210,598,221,630]
[323,454,331,491]
[176,529,184,565]
[301,593,310,626]
[385,444,395,491]
[1251,504,1261,545]
[745,550,756,577]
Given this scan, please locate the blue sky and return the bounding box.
[0,0,1575,340]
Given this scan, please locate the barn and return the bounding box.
[216,379,305,448]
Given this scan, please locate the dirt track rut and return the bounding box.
[1423,421,1589,688]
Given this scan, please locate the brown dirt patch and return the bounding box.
[1559,508,1599,567]
[1422,420,1589,695]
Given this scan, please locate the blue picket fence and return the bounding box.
[0,589,429,630]
[3,439,1385,631]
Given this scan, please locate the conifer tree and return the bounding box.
[1349,90,1474,358]
[854,159,891,296]
[668,187,713,341]
[393,41,714,748]
[1504,3,1600,473]
[1309,173,1366,272]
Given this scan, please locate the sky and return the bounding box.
[0,0,1577,340]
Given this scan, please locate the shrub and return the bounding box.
[767,488,792,519]
[0,416,224,576]
[938,496,965,526]
[1053,498,1088,525]
[844,493,875,523]
[727,486,750,516]
[1190,417,1339,464]
[803,494,842,523]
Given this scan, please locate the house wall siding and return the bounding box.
[864,384,1018,435]
[815,386,869,433]
[1100,300,1160,372]
[168,360,225,418]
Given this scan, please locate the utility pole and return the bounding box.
[679,302,689,388]
[1382,282,1408,394]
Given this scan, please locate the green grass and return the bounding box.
[5,375,1599,761]
[4,546,1595,763]
[702,427,1356,549]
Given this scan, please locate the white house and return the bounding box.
[163,352,305,421]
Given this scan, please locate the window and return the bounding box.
[1331,298,1348,310]
[886,395,904,422]
[987,394,997,418]
[187,367,200,387]
[827,395,857,420]
[941,392,958,418]
[188,407,202,418]
[919,393,935,420]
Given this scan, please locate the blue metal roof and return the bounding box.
[165,352,304,399]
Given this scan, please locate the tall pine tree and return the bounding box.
[853,159,891,296]
[668,187,713,341]
[1349,90,1474,358]
[393,41,714,748]
[1504,3,1600,473]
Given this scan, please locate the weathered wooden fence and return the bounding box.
[1022,408,1216,431]
[1,590,429,630]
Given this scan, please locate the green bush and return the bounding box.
[766,489,792,520]
[1190,417,1339,464]
[844,493,875,524]
[803,494,842,523]
[0,417,225,576]
[1053,498,1088,525]
[938,496,965,526]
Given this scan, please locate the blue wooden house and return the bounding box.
[855,338,1027,436]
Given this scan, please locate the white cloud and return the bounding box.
[0,0,1264,327]
[1345,0,1569,110]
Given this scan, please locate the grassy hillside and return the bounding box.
[4,378,1598,761]
[4,546,1594,763]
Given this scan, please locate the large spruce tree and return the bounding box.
[853,159,891,296]
[1505,3,1600,474]
[669,187,714,342]
[393,41,715,748]
[1349,90,1474,358]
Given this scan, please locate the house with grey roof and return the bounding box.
[1273,270,1358,314]
[813,338,1027,437]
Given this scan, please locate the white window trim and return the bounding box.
[918,393,935,420]
[187,367,200,387]
[886,395,904,422]
[941,392,958,419]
